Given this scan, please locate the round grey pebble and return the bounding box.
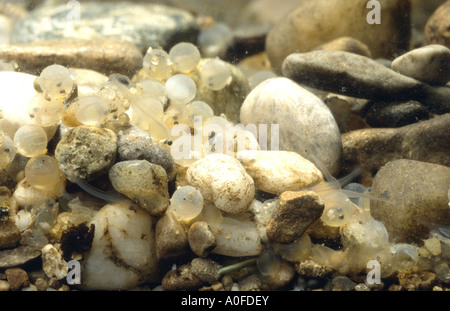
[55,125,117,182]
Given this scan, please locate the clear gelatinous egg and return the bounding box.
[185,101,214,128]
[197,22,234,58]
[137,79,166,102]
[28,93,64,127]
[169,185,204,221]
[143,48,173,81]
[73,95,110,126]
[165,74,197,106]
[39,64,74,101]
[0,132,16,169]
[25,155,61,191]
[200,59,232,91]
[13,124,48,157]
[389,243,419,271]
[169,42,201,73]
[256,250,281,277]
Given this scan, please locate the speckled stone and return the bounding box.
[0,39,143,78]
[5,267,29,291]
[342,114,450,186]
[188,221,216,258]
[0,246,41,269]
[116,126,176,182]
[10,2,199,53]
[266,191,325,244]
[109,160,169,216]
[425,1,450,49]
[155,212,189,262]
[370,159,450,244]
[237,150,323,195]
[55,125,117,182]
[161,263,203,291]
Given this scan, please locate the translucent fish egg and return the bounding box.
[165,74,197,106]
[13,124,48,157]
[169,42,201,73]
[137,79,166,102]
[39,64,74,101]
[28,93,64,127]
[200,59,232,91]
[168,186,204,221]
[73,95,110,126]
[389,243,419,271]
[25,155,61,191]
[185,101,214,128]
[197,22,234,58]
[0,132,16,169]
[143,48,172,81]
[256,250,281,277]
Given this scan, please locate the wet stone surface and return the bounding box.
[10,2,199,53]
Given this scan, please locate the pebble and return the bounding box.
[155,212,189,262]
[188,221,216,258]
[55,125,117,182]
[237,150,323,195]
[425,1,450,48]
[116,126,176,182]
[266,191,325,244]
[161,263,203,291]
[10,2,199,53]
[5,267,29,291]
[240,77,342,176]
[41,244,67,280]
[330,275,357,291]
[370,159,450,244]
[0,246,41,269]
[190,258,222,284]
[0,221,21,249]
[109,160,169,216]
[397,271,440,291]
[364,100,429,128]
[0,39,143,78]
[294,259,334,279]
[342,114,450,185]
[391,44,450,86]
[186,154,255,215]
[282,51,423,101]
[313,37,373,58]
[266,0,411,71]
[81,203,158,290]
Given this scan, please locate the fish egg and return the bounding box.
[389,243,419,271]
[169,42,201,73]
[185,101,214,128]
[25,155,61,190]
[0,133,16,169]
[165,74,196,106]
[200,59,231,91]
[28,93,64,127]
[74,95,110,126]
[39,64,74,101]
[138,79,166,102]
[13,124,48,157]
[168,186,204,221]
[143,48,172,81]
